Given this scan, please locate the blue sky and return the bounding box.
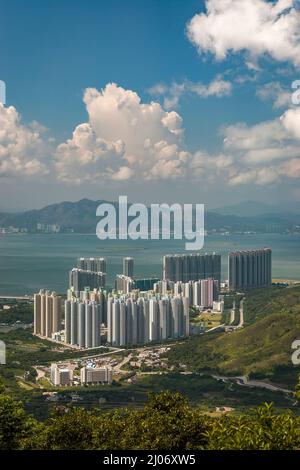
[0,0,300,209]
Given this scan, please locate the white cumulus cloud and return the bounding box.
[55,83,300,188]
[0,104,49,178]
[148,77,232,109]
[187,0,300,68]
[55,83,189,183]
[281,107,300,139]
[256,82,292,109]
[221,106,300,185]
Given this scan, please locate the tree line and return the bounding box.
[1,378,300,450]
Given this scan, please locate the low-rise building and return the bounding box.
[50,363,73,386]
[212,300,224,313]
[80,366,113,384]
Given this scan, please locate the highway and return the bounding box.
[236,375,292,394]
[211,373,293,395]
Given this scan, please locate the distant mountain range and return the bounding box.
[212,200,300,217]
[0,198,299,233]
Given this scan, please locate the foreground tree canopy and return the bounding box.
[1,381,300,450]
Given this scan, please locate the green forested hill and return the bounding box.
[167,286,300,387]
[243,286,300,325]
[0,198,299,232]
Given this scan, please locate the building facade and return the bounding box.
[154,279,219,308]
[228,248,272,291]
[107,294,189,347]
[50,363,72,386]
[77,257,106,273]
[163,253,221,282]
[115,275,160,294]
[69,268,106,293]
[115,274,135,294]
[80,366,113,384]
[123,257,134,277]
[34,289,62,338]
[65,299,102,348]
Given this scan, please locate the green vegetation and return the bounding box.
[1,285,300,425]
[243,286,300,325]
[193,313,222,329]
[0,387,300,450]
[167,286,300,387]
[0,301,33,325]
[17,371,297,423]
[123,373,295,410]
[0,328,110,396]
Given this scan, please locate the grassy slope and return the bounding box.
[167,286,300,387]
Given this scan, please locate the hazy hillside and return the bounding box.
[0,198,299,233]
[0,199,110,232]
[212,200,300,218]
[212,201,278,217]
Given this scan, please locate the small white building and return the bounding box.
[80,366,113,385]
[212,300,224,313]
[50,363,73,386]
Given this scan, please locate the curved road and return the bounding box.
[212,373,293,394]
